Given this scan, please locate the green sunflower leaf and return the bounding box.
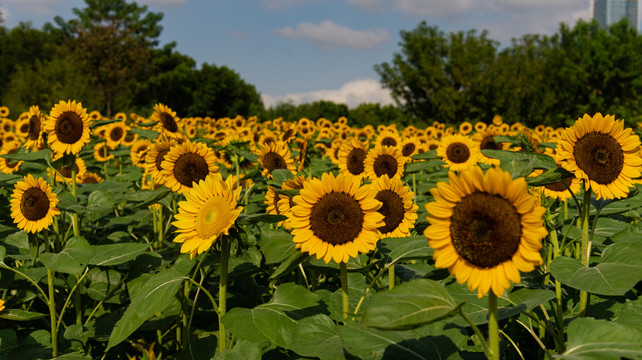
[107,260,193,350]
[221,283,322,349]
[89,243,149,266]
[0,148,51,164]
[238,213,287,225]
[40,236,93,276]
[550,255,642,296]
[361,279,462,330]
[271,169,296,182]
[405,159,445,174]
[557,318,642,360]
[290,314,344,360]
[526,167,574,187]
[410,150,438,160]
[89,119,122,129]
[482,150,556,170]
[0,309,47,321]
[131,128,159,139]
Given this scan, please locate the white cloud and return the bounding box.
[274,20,391,50]
[347,0,387,13]
[262,78,395,108]
[394,0,475,17]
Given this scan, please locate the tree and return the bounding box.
[375,21,498,124]
[54,0,163,117]
[188,63,264,118]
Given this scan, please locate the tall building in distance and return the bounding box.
[591,0,639,30]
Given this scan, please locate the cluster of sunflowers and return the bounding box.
[1,99,641,359]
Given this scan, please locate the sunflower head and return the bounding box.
[161,141,219,194]
[364,145,407,181]
[371,175,418,238]
[425,167,547,298]
[437,134,480,171]
[338,138,369,179]
[173,173,243,258]
[10,174,60,233]
[288,172,385,264]
[45,100,91,156]
[557,113,642,199]
[256,141,297,178]
[152,103,182,139]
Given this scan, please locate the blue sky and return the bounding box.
[1,0,595,108]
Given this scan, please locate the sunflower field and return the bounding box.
[0,101,641,360]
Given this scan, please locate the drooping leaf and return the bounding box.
[527,167,574,187]
[550,256,642,296]
[259,229,297,264]
[40,236,93,276]
[506,288,556,312]
[222,283,323,349]
[107,263,193,350]
[291,314,344,360]
[89,243,148,266]
[361,279,461,330]
[378,236,433,267]
[557,318,642,359]
[0,149,51,164]
[0,309,47,321]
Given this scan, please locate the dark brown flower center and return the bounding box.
[82,175,99,184]
[55,111,84,144]
[28,115,41,140]
[98,144,111,157]
[347,148,367,175]
[450,192,522,268]
[373,154,399,178]
[160,112,178,133]
[309,192,364,245]
[58,162,79,178]
[110,127,124,142]
[480,136,503,150]
[263,152,287,174]
[20,187,50,221]
[155,149,171,172]
[402,143,416,157]
[375,189,405,234]
[381,137,397,147]
[446,142,470,164]
[573,132,624,185]
[173,152,210,186]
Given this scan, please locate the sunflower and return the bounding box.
[277,175,308,230]
[24,105,46,150]
[338,138,369,180]
[458,121,473,135]
[0,142,23,174]
[425,166,548,298]
[557,113,642,199]
[255,141,297,178]
[265,186,282,216]
[0,299,4,312]
[105,122,128,148]
[55,157,87,184]
[45,100,91,156]
[375,130,402,150]
[145,140,177,185]
[152,103,182,140]
[88,110,102,121]
[474,122,487,133]
[288,172,385,263]
[78,172,104,184]
[473,128,506,166]
[400,136,421,158]
[129,139,151,168]
[10,174,60,233]
[15,117,30,139]
[530,167,581,201]
[364,145,407,181]
[172,173,242,258]
[437,134,480,171]
[93,142,114,162]
[121,131,138,147]
[161,141,219,194]
[371,175,418,238]
[0,106,9,117]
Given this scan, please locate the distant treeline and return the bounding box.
[1,1,641,128]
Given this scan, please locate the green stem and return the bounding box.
[488,292,500,360]
[184,276,219,313]
[71,155,80,238]
[388,264,395,290]
[56,268,90,335]
[340,262,349,320]
[44,231,58,357]
[579,183,591,317]
[218,236,230,351]
[457,309,491,358]
[549,226,564,337]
